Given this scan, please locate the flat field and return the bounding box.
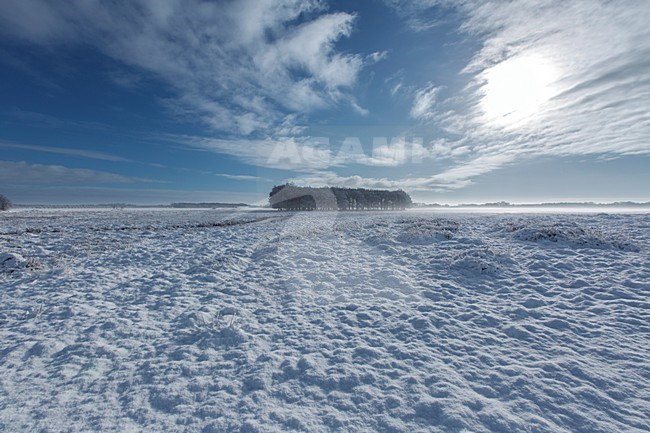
[0,209,648,432]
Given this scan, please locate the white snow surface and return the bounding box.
[0,208,648,432]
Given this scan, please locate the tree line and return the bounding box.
[269,184,412,211]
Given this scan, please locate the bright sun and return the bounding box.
[479,54,559,127]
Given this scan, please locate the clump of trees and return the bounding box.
[269,184,412,211]
[0,194,11,211]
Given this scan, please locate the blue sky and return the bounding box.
[0,0,648,204]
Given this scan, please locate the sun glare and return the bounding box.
[479,54,559,127]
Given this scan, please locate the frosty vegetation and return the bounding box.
[0,194,12,211]
[270,184,412,211]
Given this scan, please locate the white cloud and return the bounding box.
[0,160,153,184]
[172,133,432,171]
[0,141,131,162]
[368,51,389,63]
[386,0,650,188]
[410,83,440,120]
[164,134,335,171]
[257,12,362,90]
[0,0,367,137]
[215,174,269,182]
[365,139,410,166]
[390,83,403,96]
[289,168,474,192]
[361,138,429,167]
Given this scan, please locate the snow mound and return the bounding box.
[450,247,513,276]
[175,308,246,348]
[509,223,639,251]
[0,252,27,272]
[396,218,459,244]
[176,309,218,329]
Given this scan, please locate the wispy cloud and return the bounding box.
[289,169,472,192]
[164,134,335,171]
[410,83,440,120]
[382,0,452,32]
[367,51,389,63]
[384,0,650,189]
[0,0,368,137]
[0,160,154,184]
[2,185,265,205]
[333,137,430,167]
[1,108,123,133]
[215,173,270,182]
[0,141,131,162]
[169,134,433,171]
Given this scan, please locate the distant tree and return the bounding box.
[269,184,412,211]
[0,194,12,211]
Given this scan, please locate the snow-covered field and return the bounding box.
[1,208,648,432]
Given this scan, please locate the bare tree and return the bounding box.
[0,194,12,211]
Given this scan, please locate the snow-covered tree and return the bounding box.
[0,194,12,211]
[269,184,412,211]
